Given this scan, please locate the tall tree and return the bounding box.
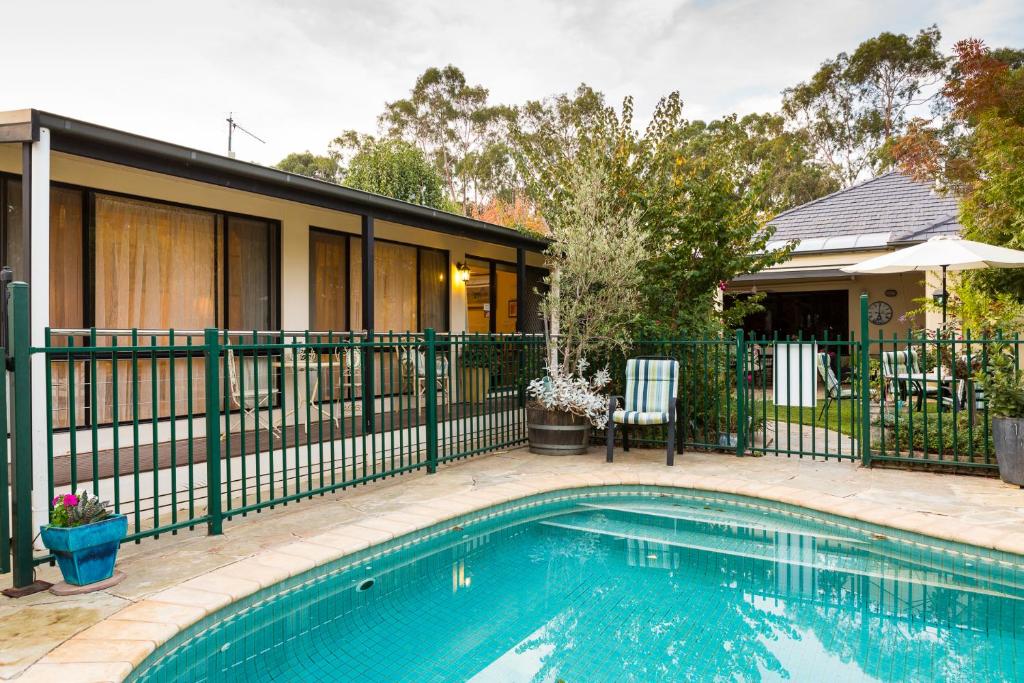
[274,151,342,183]
[380,65,514,214]
[336,134,453,211]
[782,26,947,185]
[513,89,792,336]
[675,113,838,215]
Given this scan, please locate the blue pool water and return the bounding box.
[132,487,1024,682]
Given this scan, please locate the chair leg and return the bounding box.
[666,416,676,467]
[606,395,616,463]
[606,421,614,463]
[623,424,630,452]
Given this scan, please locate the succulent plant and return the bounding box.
[49,491,112,528]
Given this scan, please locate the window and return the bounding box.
[310,230,448,332]
[226,216,276,330]
[376,241,418,332]
[94,194,218,329]
[309,229,349,331]
[419,248,448,331]
[465,256,517,334]
[0,176,280,430]
[3,180,85,328]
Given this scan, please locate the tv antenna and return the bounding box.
[226,112,265,158]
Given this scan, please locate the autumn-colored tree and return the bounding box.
[473,196,548,234]
[891,39,1024,316]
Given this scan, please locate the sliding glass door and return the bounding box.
[465,256,517,334]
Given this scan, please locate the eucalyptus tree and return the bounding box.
[782,25,947,185]
[379,65,515,214]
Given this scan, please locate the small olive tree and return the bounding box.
[540,161,646,376]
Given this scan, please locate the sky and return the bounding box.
[2,0,1022,167]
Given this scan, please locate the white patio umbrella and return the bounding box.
[840,236,1024,322]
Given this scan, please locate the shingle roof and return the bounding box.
[767,171,961,252]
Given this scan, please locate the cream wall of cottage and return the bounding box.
[0,145,544,333]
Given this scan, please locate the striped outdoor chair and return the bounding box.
[606,357,681,466]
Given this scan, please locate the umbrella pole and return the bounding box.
[941,265,947,326]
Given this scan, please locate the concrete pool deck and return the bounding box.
[3,447,1023,681]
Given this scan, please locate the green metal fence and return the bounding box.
[1,309,543,582]
[4,285,1021,586]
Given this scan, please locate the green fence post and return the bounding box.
[424,328,439,474]
[203,329,223,535]
[362,331,375,435]
[859,294,872,468]
[734,328,746,457]
[0,336,8,576]
[7,282,34,587]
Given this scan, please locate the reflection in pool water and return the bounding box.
[131,490,1024,682]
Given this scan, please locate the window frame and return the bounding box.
[0,171,282,331]
[309,226,450,333]
[465,253,518,335]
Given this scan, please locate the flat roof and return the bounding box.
[2,109,548,252]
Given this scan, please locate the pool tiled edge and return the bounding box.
[15,469,1024,682]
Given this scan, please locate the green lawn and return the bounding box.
[762,400,860,438]
[760,400,943,438]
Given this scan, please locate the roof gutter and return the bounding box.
[33,110,548,252]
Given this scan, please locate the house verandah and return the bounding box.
[0,109,547,540]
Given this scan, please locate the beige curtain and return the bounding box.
[226,217,272,330]
[309,231,348,331]
[94,194,217,330]
[4,181,84,327]
[376,241,417,331]
[419,248,448,332]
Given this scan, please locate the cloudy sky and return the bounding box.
[3,0,1022,166]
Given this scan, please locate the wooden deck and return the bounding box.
[51,398,524,487]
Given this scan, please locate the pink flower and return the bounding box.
[718,280,728,291]
[52,495,61,506]
[63,493,79,507]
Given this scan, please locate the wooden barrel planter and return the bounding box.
[527,405,590,455]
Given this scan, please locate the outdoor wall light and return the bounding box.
[455,262,471,284]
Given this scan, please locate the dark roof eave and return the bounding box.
[32,110,548,252]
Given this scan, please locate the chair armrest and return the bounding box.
[607,395,624,416]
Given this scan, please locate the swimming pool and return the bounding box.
[130,486,1024,682]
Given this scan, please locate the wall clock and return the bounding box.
[868,301,893,325]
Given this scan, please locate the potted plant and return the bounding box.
[40,491,127,586]
[459,340,493,403]
[522,161,646,455]
[977,346,1024,487]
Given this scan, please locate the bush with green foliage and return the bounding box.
[976,345,1024,418]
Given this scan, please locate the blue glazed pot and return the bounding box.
[40,514,128,586]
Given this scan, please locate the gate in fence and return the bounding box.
[3,285,1019,589]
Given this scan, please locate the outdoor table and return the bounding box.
[271,355,344,429]
[893,370,959,410]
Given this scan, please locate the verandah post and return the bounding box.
[8,282,35,587]
[859,294,872,468]
[203,328,224,535]
[734,328,746,457]
[424,328,439,474]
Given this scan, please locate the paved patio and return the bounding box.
[3,446,1023,681]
